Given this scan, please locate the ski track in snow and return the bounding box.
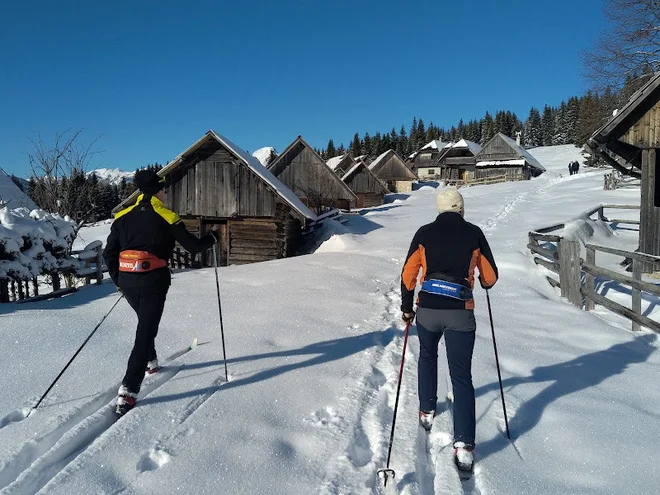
[0,345,196,495]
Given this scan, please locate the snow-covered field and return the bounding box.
[0,145,658,495]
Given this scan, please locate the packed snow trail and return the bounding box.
[0,341,198,495]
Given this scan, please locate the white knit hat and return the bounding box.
[436,188,464,213]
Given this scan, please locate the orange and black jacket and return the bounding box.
[401,212,498,312]
[103,194,215,290]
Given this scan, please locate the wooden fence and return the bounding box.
[0,241,105,303]
[603,171,641,190]
[445,174,509,188]
[527,203,660,333]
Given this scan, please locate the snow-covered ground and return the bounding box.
[0,145,658,495]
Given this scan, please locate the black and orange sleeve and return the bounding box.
[401,231,426,313]
[476,228,498,289]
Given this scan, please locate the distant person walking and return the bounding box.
[568,162,574,176]
[400,188,498,473]
[103,170,220,416]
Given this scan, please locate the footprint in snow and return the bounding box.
[304,406,341,427]
[137,448,171,472]
[0,408,31,429]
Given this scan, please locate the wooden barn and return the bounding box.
[326,153,356,177]
[589,71,660,272]
[368,149,417,192]
[112,130,317,267]
[434,139,482,181]
[268,136,357,213]
[341,159,389,208]
[474,133,545,181]
[408,140,450,177]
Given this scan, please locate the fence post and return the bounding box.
[32,277,38,297]
[585,246,596,311]
[632,259,642,332]
[95,248,103,285]
[0,280,8,302]
[559,239,582,307]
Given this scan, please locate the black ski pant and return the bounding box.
[121,286,168,394]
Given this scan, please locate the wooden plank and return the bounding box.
[585,243,660,263]
[632,259,642,332]
[602,204,641,209]
[534,256,559,274]
[529,232,563,242]
[230,247,281,256]
[585,247,596,311]
[605,218,641,225]
[581,287,660,333]
[582,261,660,296]
[558,239,582,307]
[228,254,278,263]
[534,223,565,234]
[547,275,560,289]
[527,242,558,261]
[231,239,284,249]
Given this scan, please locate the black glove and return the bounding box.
[209,229,220,243]
[402,311,415,323]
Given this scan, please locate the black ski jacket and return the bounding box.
[401,212,498,312]
[103,194,215,290]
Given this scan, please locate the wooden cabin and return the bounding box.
[434,139,482,181]
[474,133,545,181]
[408,140,450,176]
[326,153,356,177]
[368,149,417,192]
[112,130,317,267]
[0,167,38,210]
[589,71,660,272]
[341,159,389,208]
[268,136,358,213]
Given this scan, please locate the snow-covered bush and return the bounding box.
[0,207,80,280]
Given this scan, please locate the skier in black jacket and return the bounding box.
[103,170,219,415]
[400,187,498,472]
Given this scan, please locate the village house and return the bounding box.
[589,71,660,271]
[268,136,357,213]
[474,133,545,181]
[112,130,317,267]
[407,139,450,177]
[368,149,417,192]
[341,158,389,208]
[434,139,483,181]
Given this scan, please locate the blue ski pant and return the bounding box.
[122,286,168,393]
[417,314,476,445]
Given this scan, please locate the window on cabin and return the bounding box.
[428,169,435,175]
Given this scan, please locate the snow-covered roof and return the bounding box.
[421,139,449,151]
[341,162,362,180]
[252,147,277,167]
[326,154,346,171]
[497,133,546,172]
[450,139,482,155]
[115,131,317,222]
[368,150,392,171]
[476,159,525,168]
[0,168,38,210]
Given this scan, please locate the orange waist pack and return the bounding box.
[119,250,167,273]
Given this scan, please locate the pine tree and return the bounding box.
[326,139,337,158]
[481,112,495,145]
[350,133,361,155]
[552,102,569,145]
[362,132,372,157]
[398,125,408,157]
[541,105,555,146]
[524,107,543,147]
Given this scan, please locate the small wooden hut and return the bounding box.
[112,130,317,267]
[589,71,660,272]
[435,139,482,181]
[326,153,355,177]
[268,136,357,212]
[408,140,450,177]
[368,149,417,192]
[474,133,545,181]
[341,159,389,208]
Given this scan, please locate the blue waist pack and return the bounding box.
[420,279,473,301]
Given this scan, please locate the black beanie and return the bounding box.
[134,170,165,195]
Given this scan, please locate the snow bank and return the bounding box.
[0,207,79,279]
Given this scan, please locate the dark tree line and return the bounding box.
[318,75,650,160]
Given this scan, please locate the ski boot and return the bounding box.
[116,385,137,416]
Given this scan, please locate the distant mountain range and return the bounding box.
[87,168,134,185]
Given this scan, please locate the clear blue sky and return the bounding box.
[0,0,604,177]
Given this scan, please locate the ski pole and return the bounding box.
[212,244,229,382]
[377,321,410,487]
[31,293,124,413]
[486,290,511,440]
